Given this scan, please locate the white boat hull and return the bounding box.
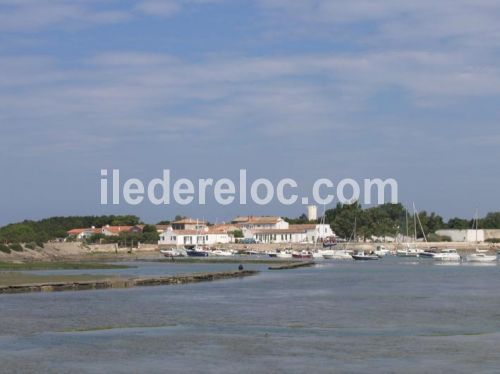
[323,251,352,260]
[466,254,497,263]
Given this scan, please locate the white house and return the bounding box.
[252,224,334,244]
[159,227,232,247]
[232,216,288,230]
[171,218,207,231]
[66,228,99,241]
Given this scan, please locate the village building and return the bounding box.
[101,225,134,236]
[171,218,207,231]
[66,227,100,241]
[232,216,288,230]
[251,223,334,244]
[158,226,232,247]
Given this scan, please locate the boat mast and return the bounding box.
[413,203,417,244]
[405,208,409,249]
[475,208,479,250]
[413,203,429,249]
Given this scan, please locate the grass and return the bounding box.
[0,261,133,271]
[0,273,117,286]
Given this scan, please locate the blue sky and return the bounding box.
[1,0,500,225]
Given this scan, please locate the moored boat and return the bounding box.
[276,250,293,258]
[465,210,497,263]
[352,251,379,261]
[322,250,352,260]
[186,246,209,257]
[374,245,390,257]
[433,248,461,262]
[465,251,497,263]
[292,251,313,259]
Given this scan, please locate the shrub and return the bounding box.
[485,238,500,243]
[427,233,452,242]
[0,243,11,254]
[25,242,36,250]
[9,243,23,252]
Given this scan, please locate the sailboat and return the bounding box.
[348,217,379,260]
[396,206,422,257]
[323,217,354,260]
[466,210,497,263]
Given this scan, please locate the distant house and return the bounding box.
[171,218,207,231]
[101,225,133,236]
[66,227,99,241]
[252,224,334,244]
[232,216,288,230]
[230,215,333,244]
[155,225,171,233]
[158,226,231,247]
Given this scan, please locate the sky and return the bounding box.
[1,0,500,225]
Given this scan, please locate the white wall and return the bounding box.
[436,229,485,242]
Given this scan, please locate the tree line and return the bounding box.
[0,215,141,244]
[1,207,500,245]
[320,203,500,241]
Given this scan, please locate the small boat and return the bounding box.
[292,251,313,259]
[312,251,326,259]
[276,250,293,258]
[268,252,278,258]
[160,248,186,257]
[396,248,422,257]
[210,249,234,257]
[322,250,352,260]
[245,250,260,256]
[186,246,209,257]
[466,250,497,263]
[374,245,390,257]
[433,248,461,262]
[419,249,437,258]
[465,210,497,263]
[352,251,379,261]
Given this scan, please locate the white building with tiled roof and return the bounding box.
[252,223,334,244]
[232,216,288,230]
[158,226,232,247]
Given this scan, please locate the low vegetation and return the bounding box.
[0,262,133,271]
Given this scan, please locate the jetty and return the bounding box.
[268,261,315,270]
[0,270,258,295]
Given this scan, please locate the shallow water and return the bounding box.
[1,258,500,373]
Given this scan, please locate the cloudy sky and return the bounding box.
[1,0,499,225]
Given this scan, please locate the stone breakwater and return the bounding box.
[0,270,259,295]
[268,261,316,270]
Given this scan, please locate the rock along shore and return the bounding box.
[0,270,258,295]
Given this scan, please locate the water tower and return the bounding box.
[307,205,318,221]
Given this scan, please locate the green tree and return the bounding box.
[446,217,470,229]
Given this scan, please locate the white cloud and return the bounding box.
[0,0,222,31]
[257,0,500,49]
[1,49,499,155]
